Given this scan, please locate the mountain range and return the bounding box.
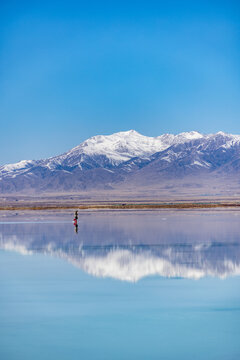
[1,130,240,196]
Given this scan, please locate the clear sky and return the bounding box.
[0,0,239,165]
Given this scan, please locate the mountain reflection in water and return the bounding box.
[1,211,240,281]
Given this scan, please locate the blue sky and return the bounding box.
[0,0,239,164]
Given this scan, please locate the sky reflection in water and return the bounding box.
[0,210,240,360]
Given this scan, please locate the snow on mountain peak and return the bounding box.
[0,159,40,180]
[178,131,203,139]
[51,130,208,169]
[116,129,140,135]
[0,160,35,173]
[216,131,226,135]
[2,130,240,178]
[55,130,169,167]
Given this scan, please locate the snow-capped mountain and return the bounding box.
[0,130,204,174]
[1,130,240,194]
[46,130,205,168]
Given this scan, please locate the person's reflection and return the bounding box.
[73,210,78,233]
[74,223,78,233]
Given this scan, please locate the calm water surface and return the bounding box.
[0,210,240,360]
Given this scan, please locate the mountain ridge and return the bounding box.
[1,130,240,195]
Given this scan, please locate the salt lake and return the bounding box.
[0,210,240,360]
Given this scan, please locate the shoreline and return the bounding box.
[1,202,240,210]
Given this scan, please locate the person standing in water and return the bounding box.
[73,210,78,233]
